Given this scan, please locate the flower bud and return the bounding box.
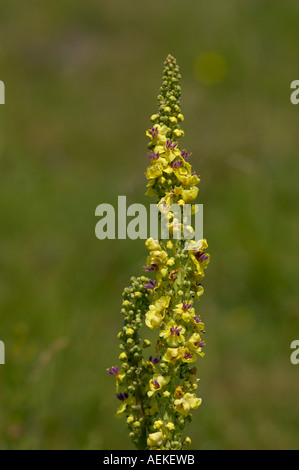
[166,422,175,431]
[153,420,164,429]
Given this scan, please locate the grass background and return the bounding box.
[0,0,299,449]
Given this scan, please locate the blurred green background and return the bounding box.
[0,0,299,450]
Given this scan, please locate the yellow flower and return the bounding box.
[160,321,185,347]
[173,301,195,322]
[145,296,171,330]
[196,284,205,299]
[145,238,162,252]
[146,249,168,266]
[153,137,181,163]
[146,161,164,180]
[147,431,164,448]
[157,190,175,210]
[148,374,170,397]
[188,239,210,278]
[146,124,169,146]
[162,347,181,364]
[188,333,205,356]
[174,393,202,416]
[181,186,199,203]
[116,396,135,416]
[179,347,197,363]
[176,164,200,187]
[145,306,164,329]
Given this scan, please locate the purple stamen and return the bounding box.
[153,379,160,389]
[170,325,182,336]
[107,366,119,376]
[181,149,192,159]
[149,356,160,365]
[116,393,129,401]
[149,127,159,137]
[148,151,160,161]
[184,351,193,360]
[165,139,178,150]
[195,252,209,261]
[182,301,192,312]
[193,316,201,324]
[170,160,183,169]
[144,263,159,272]
[145,279,157,290]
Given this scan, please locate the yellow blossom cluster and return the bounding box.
[107,55,210,451]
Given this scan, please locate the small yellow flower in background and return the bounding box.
[148,374,170,397]
[147,431,164,448]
